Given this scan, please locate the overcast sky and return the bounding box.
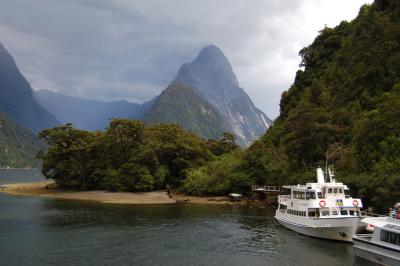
[0,0,373,118]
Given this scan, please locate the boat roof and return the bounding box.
[361,217,400,230]
[282,182,349,190]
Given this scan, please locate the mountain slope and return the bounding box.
[34,89,156,130]
[242,0,400,210]
[144,83,227,139]
[0,113,44,167]
[173,45,271,146]
[0,43,59,132]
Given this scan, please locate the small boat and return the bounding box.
[353,204,400,265]
[275,167,363,242]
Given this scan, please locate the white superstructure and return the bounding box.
[275,167,363,242]
[353,204,400,265]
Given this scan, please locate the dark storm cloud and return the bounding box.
[0,0,372,117]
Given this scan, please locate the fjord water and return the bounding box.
[0,170,373,266]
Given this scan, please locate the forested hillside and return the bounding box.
[0,113,44,168]
[240,0,400,210]
[144,83,227,140]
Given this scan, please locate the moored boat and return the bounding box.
[275,167,363,242]
[353,204,400,265]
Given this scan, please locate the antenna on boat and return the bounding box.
[325,149,329,182]
[325,148,335,182]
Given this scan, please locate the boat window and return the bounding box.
[340,210,348,215]
[339,188,343,193]
[333,188,338,193]
[355,211,360,216]
[305,192,316,200]
[308,209,316,217]
[328,188,333,193]
[331,209,338,215]
[293,191,306,199]
[381,230,389,242]
[349,210,355,216]
[317,192,323,199]
[389,232,397,245]
[380,230,400,246]
[321,211,330,216]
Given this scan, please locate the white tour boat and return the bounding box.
[353,204,400,265]
[275,167,363,242]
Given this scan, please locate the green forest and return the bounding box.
[39,120,238,192]
[39,0,400,211]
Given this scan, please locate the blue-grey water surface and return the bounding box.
[0,170,375,266]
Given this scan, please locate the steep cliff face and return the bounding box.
[144,83,227,140]
[173,45,271,146]
[0,43,59,132]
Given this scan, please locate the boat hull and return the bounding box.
[353,236,400,266]
[275,213,361,242]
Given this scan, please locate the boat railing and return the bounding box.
[360,211,387,217]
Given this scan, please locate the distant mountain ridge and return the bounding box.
[34,89,156,130]
[35,45,271,146]
[0,43,59,132]
[171,45,271,145]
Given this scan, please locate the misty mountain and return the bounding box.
[172,45,272,146]
[34,89,156,130]
[0,43,60,132]
[144,83,227,139]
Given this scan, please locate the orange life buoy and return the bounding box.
[319,200,326,207]
[353,200,359,207]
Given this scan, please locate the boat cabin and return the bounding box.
[277,168,362,219]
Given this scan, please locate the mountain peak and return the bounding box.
[171,45,271,146]
[195,45,228,63]
[194,44,232,69]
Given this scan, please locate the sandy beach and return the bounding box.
[0,181,237,205]
[0,181,176,204]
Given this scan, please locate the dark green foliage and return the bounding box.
[39,119,236,192]
[0,113,45,168]
[206,132,239,156]
[241,0,400,211]
[182,151,247,195]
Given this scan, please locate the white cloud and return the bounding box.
[0,0,373,118]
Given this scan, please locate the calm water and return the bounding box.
[0,170,375,266]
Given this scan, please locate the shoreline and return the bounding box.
[0,181,246,205]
